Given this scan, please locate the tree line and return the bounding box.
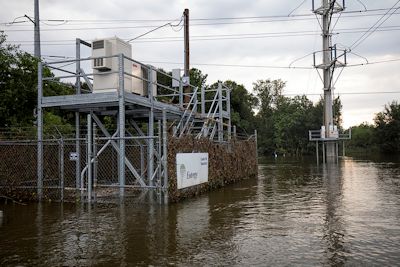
[1,33,399,154]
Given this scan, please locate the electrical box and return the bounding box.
[172,68,181,87]
[92,37,132,93]
[131,62,157,97]
[320,126,326,139]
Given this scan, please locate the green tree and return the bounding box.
[0,33,73,131]
[348,123,375,150]
[374,101,400,153]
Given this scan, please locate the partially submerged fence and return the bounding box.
[0,131,257,203]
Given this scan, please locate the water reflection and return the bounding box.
[1,157,400,266]
[321,162,347,266]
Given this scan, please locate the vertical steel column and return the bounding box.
[179,81,183,108]
[201,86,205,116]
[148,65,154,187]
[158,120,162,186]
[118,54,126,195]
[162,109,168,203]
[227,88,232,141]
[342,141,345,157]
[87,113,92,203]
[336,141,339,162]
[37,61,43,200]
[218,83,223,142]
[162,109,168,190]
[59,138,64,202]
[316,141,319,165]
[322,142,326,164]
[75,39,81,190]
[140,146,144,177]
[93,123,97,199]
[233,125,237,139]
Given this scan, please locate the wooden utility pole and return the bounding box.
[183,8,190,104]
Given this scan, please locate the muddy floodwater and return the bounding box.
[1,156,400,266]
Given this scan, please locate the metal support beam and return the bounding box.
[75,39,81,190]
[218,83,223,142]
[148,67,155,187]
[227,88,231,141]
[59,138,64,202]
[118,54,126,195]
[201,86,205,116]
[343,141,345,157]
[37,61,43,200]
[162,109,168,190]
[87,113,93,203]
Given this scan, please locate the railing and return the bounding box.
[309,128,352,141]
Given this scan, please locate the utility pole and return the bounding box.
[34,0,41,59]
[313,0,345,162]
[322,0,335,161]
[183,8,190,104]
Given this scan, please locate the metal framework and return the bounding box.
[309,0,349,163]
[309,129,351,164]
[36,39,232,202]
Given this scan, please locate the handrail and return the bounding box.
[174,87,199,136]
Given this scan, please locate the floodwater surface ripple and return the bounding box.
[1,156,400,266]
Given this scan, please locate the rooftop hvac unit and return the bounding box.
[92,37,132,93]
[92,40,112,71]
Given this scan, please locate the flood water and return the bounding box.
[1,156,400,266]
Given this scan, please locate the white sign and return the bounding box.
[176,153,208,189]
[69,152,78,161]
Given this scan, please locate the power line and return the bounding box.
[1,7,397,26]
[5,25,400,46]
[127,16,184,42]
[350,0,400,50]
[2,11,400,31]
[283,91,400,96]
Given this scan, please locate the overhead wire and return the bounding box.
[2,10,400,30]
[127,15,184,42]
[349,0,400,50]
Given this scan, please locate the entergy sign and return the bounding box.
[176,153,208,189]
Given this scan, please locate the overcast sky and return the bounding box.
[1,0,399,128]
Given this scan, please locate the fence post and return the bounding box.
[162,109,168,202]
[87,113,93,203]
[37,61,43,201]
[118,54,126,196]
[201,86,205,116]
[227,87,231,142]
[59,138,64,202]
[218,82,223,142]
[158,120,162,187]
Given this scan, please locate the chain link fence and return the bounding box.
[0,134,164,203]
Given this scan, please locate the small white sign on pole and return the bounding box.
[69,152,78,161]
[176,153,209,189]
